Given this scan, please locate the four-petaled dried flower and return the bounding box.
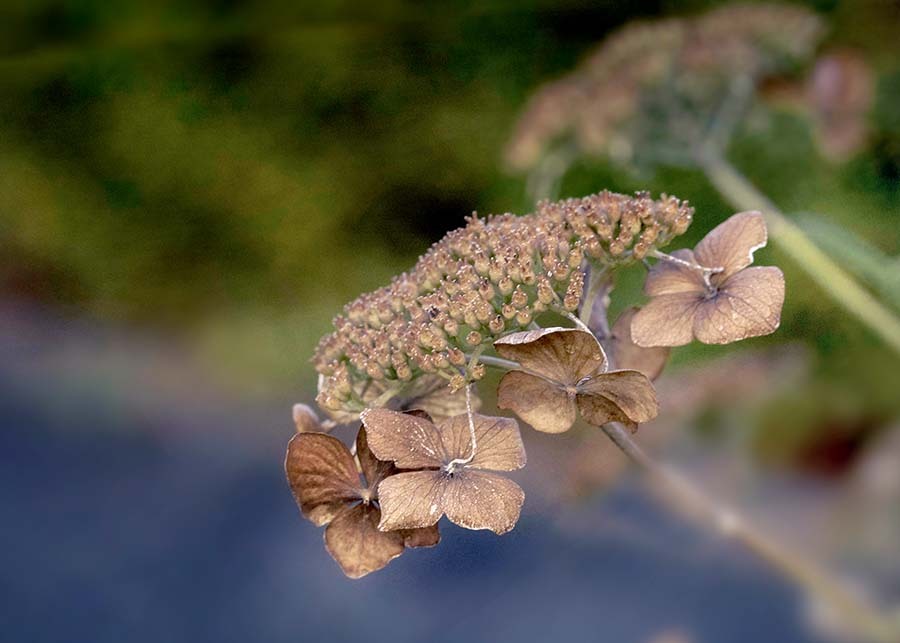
[632,211,785,347]
[495,327,659,433]
[285,427,439,578]
[360,409,527,535]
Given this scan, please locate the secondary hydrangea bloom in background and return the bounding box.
[285,427,439,578]
[495,327,658,433]
[632,211,785,346]
[361,409,527,535]
[505,3,825,172]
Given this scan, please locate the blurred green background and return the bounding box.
[1,2,899,641]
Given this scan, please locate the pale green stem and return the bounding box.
[700,154,900,357]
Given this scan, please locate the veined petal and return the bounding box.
[438,413,526,471]
[377,470,446,531]
[497,370,578,434]
[440,470,525,535]
[285,433,361,527]
[694,266,785,344]
[631,293,702,347]
[323,503,405,579]
[494,327,606,384]
[361,408,447,469]
[695,211,768,282]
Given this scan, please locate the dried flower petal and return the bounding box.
[694,211,768,282]
[576,370,659,432]
[496,370,577,434]
[378,470,525,535]
[323,503,405,579]
[495,327,658,433]
[692,266,786,345]
[633,212,785,347]
[602,308,669,380]
[293,403,323,433]
[360,409,527,535]
[494,326,606,382]
[285,433,361,527]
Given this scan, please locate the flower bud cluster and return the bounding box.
[313,191,692,419]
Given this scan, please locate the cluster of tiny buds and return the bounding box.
[313,191,693,418]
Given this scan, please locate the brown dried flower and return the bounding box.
[495,327,659,433]
[360,409,527,535]
[601,308,670,381]
[632,211,785,347]
[285,427,439,578]
[292,403,322,433]
[314,191,692,421]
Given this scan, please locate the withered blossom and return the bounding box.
[632,211,785,347]
[314,191,692,421]
[506,4,824,172]
[601,308,670,381]
[495,327,658,433]
[285,427,439,578]
[292,403,322,433]
[360,409,527,535]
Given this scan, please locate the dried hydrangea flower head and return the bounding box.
[506,3,825,172]
[495,327,658,433]
[314,191,692,422]
[295,189,786,579]
[285,426,439,578]
[361,409,527,535]
[632,211,785,346]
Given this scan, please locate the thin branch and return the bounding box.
[600,421,899,643]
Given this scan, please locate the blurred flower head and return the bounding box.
[506,3,825,173]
